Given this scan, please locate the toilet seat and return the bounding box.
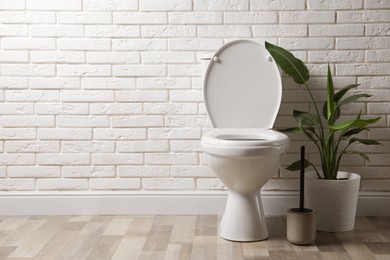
[201,128,289,157]
[203,40,282,128]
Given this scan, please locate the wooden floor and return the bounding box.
[0,215,389,260]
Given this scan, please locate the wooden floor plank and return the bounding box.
[0,215,388,259]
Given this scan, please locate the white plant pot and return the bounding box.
[305,171,360,232]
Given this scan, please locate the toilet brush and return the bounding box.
[287,146,317,245]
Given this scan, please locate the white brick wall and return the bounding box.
[0,0,389,193]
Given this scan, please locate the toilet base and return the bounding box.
[219,191,269,242]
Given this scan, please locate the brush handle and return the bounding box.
[300,146,305,211]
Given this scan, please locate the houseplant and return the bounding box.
[265,42,381,232]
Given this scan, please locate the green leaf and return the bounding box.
[330,116,381,131]
[339,93,372,106]
[286,159,311,171]
[344,150,370,161]
[265,41,309,84]
[293,110,319,126]
[322,101,340,121]
[326,64,336,121]
[341,128,368,138]
[278,127,301,133]
[349,138,381,145]
[334,84,360,102]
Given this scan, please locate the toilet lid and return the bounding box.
[203,40,282,128]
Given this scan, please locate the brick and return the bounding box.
[27,0,82,10]
[5,141,59,153]
[36,103,88,115]
[368,103,390,114]
[197,178,225,190]
[93,129,146,140]
[62,141,115,153]
[144,103,197,115]
[31,51,85,64]
[140,0,192,11]
[171,166,214,177]
[31,25,84,37]
[254,25,307,37]
[367,50,390,62]
[0,25,28,36]
[57,116,109,127]
[86,52,139,64]
[0,0,25,10]
[336,64,390,76]
[165,115,210,127]
[29,77,80,89]
[168,65,198,77]
[57,39,111,51]
[195,0,248,10]
[366,24,390,36]
[145,153,198,165]
[90,178,140,190]
[90,103,142,115]
[170,12,223,24]
[310,24,364,36]
[170,90,203,102]
[8,166,60,178]
[0,129,36,140]
[365,0,390,9]
[170,140,201,152]
[62,166,115,178]
[280,38,334,50]
[337,10,390,23]
[57,65,111,77]
[117,140,169,152]
[251,0,305,10]
[114,12,167,24]
[37,179,88,190]
[38,128,92,140]
[113,65,166,77]
[92,153,143,165]
[0,154,35,165]
[168,38,223,51]
[367,155,390,166]
[358,77,390,89]
[83,0,138,11]
[86,25,140,38]
[0,116,54,127]
[280,11,335,23]
[362,180,390,191]
[142,25,196,38]
[137,77,191,89]
[308,0,363,9]
[0,12,55,24]
[118,166,170,177]
[1,64,55,76]
[336,37,390,49]
[83,78,136,90]
[141,51,195,64]
[57,12,112,24]
[62,90,114,102]
[115,90,168,102]
[0,77,28,89]
[37,153,90,165]
[142,178,195,190]
[148,128,201,139]
[113,39,166,51]
[0,103,33,115]
[224,12,277,24]
[0,179,35,191]
[199,25,251,37]
[308,51,364,63]
[368,128,390,141]
[0,167,5,178]
[111,116,164,127]
[5,88,59,102]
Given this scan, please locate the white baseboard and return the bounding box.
[0,191,389,216]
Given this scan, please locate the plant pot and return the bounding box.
[305,171,360,232]
[287,208,316,245]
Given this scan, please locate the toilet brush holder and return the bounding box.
[287,208,316,245]
[286,145,316,245]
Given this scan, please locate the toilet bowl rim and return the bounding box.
[201,128,289,147]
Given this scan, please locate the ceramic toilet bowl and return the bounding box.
[201,128,289,241]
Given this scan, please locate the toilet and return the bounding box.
[200,40,289,242]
